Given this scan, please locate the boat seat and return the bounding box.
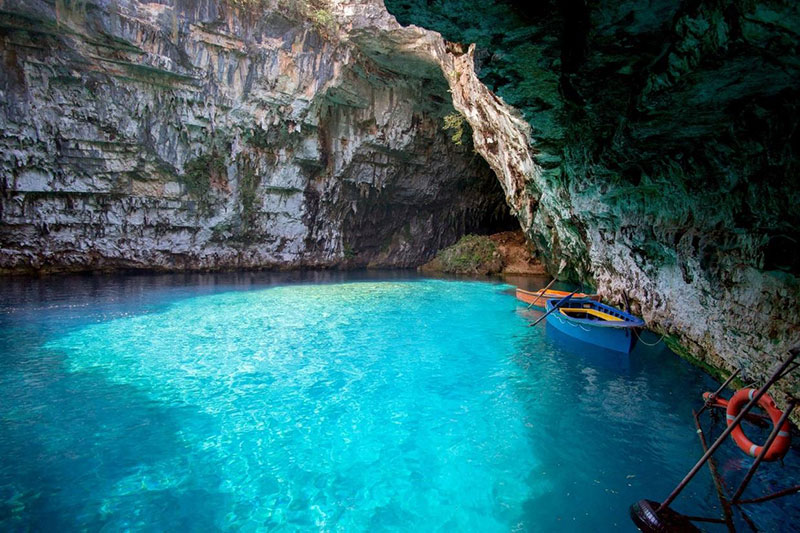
[559,308,623,322]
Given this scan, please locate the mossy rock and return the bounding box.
[420,234,503,275]
[182,151,225,197]
[663,335,744,388]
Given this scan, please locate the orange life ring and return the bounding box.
[725,388,791,461]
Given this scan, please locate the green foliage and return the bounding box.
[118,60,194,85]
[238,165,262,229]
[244,123,295,150]
[263,185,302,197]
[210,221,234,242]
[310,8,335,32]
[385,0,516,47]
[182,151,225,197]
[245,126,271,149]
[442,112,465,145]
[220,1,337,39]
[343,244,356,260]
[424,234,502,274]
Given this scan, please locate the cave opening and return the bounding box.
[334,133,520,269]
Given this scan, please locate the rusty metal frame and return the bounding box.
[646,347,800,531]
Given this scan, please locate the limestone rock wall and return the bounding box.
[0,0,513,273]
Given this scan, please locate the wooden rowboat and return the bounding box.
[515,287,599,309]
[545,298,645,353]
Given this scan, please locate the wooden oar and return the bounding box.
[526,277,558,309]
[528,287,580,327]
[622,290,631,314]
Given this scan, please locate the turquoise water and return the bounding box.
[1,273,798,531]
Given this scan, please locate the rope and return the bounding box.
[634,328,664,347]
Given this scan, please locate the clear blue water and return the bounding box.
[1,272,798,531]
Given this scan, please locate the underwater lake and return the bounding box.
[1,271,798,531]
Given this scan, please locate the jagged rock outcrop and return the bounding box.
[388,0,800,408]
[0,0,513,273]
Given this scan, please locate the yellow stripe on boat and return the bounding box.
[559,308,624,321]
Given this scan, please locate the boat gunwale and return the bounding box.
[515,287,596,299]
[545,298,645,329]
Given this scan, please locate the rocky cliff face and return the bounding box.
[388,0,800,404]
[0,0,513,273]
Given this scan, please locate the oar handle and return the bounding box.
[528,288,580,327]
[527,277,558,309]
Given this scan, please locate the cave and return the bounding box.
[1,1,800,529]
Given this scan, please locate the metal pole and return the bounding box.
[738,507,760,533]
[692,410,735,531]
[658,351,798,512]
[527,287,579,327]
[736,484,800,505]
[702,404,771,426]
[527,278,558,309]
[698,369,740,417]
[683,515,727,524]
[731,400,796,503]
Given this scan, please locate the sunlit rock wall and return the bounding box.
[388,0,800,404]
[0,0,512,273]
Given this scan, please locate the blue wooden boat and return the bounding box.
[544,297,645,353]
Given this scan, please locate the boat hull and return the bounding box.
[546,311,636,353]
[544,298,644,354]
